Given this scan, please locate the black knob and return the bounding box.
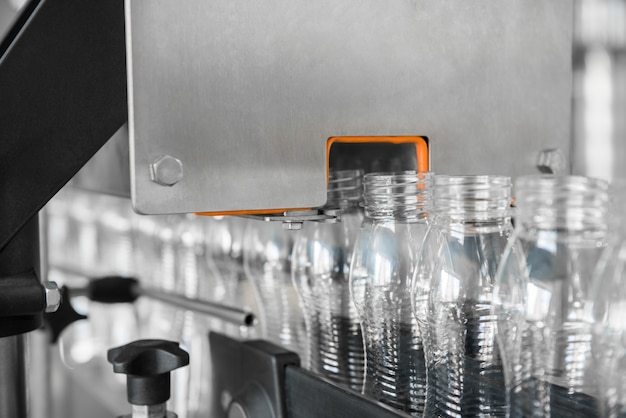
[107,339,190,406]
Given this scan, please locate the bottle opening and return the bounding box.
[362,171,433,219]
[434,175,512,221]
[515,175,609,231]
[326,169,364,208]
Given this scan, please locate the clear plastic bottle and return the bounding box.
[205,215,257,338]
[591,183,626,418]
[59,189,103,367]
[493,175,609,418]
[350,171,432,415]
[148,215,181,338]
[95,195,140,351]
[172,214,214,418]
[243,218,305,355]
[413,175,512,417]
[292,170,365,391]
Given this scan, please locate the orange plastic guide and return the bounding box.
[196,135,430,217]
[196,208,309,217]
[325,136,430,180]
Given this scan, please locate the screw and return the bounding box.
[282,222,303,231]
[150,155,184,186]
[537,148,566,175]
[43,281,61,313]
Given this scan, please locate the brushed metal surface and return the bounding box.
[127,1,573,214]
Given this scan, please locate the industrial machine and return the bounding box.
[2,0,620,417]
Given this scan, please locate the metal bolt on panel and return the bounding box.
[282,222,303,231]
[150,155,184,186]
[537,148,566,175]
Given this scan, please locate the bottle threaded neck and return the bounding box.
[363,171,433,219]
[515,175,609,231]
[434,175,512,221]
[326,169,363,208]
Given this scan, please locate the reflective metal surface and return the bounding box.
[139,286,255,327]
[0,335,27,418]
[127,1,573,214]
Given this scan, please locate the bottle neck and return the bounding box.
[325,169,363,210]
[362,172,432,220]
[515,175,609,232]
[433,175,512,222]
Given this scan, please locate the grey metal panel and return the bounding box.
[70,124,131,197]
[127,0,573,214]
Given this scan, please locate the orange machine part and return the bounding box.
[196,135,429,217]
[325,135,429,180]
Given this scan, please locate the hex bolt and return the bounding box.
[537,148,566,175]
[44,281,62,313]
[150,155,184,186]
[282,222,303,231]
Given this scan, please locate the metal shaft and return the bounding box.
[57,263,256,327]
[139,286,255,327]
[0,335,27,418]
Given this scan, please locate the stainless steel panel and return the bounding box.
[127,1,573,214]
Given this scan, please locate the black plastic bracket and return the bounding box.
[0,0,127,252]
[284,367,408,418]
[0,0,126,337]
[209,331,407,418]
[210,332,300,418]
[0,271,45,317]
[0,218,43,337]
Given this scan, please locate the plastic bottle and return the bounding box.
[591,183,626,418]
[172,214,215,418]
[413,175,512,417]
[493,175,609,418]
[243,218,305,355]
[205,215,257,338]
[292,170,364,391]
[350,171,432,415]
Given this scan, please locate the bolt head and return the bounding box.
[282,222,303,231]
[44,281,61,313]
[150,155,184,186]
[537,148,566,175]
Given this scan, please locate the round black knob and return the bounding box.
[107,339,190,406]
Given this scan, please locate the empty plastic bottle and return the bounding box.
[205,215,258,338]
[244,219,305,355]
[413,175,512,417]
[350,171,432,415]
[591,183,626,418]
[292,170,365,391]
[493,175,609,418]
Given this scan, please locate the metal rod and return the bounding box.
[0,335,28,418]
[53,264,256,327]
[138,286,255,327]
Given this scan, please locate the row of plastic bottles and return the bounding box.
[45,169,626,418]
[293,170,626,418]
